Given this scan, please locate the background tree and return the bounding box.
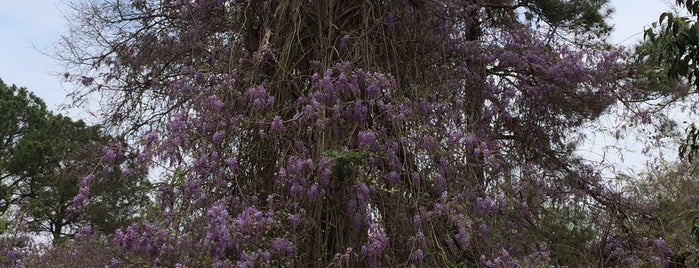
[0,79,151,244]
[639,0,699,162]
[0,79,49,215]
[611,161,699,267]
[52,0,663,266]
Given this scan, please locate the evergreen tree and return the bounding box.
[0,79,150,243]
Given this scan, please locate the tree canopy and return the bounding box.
[0,79,150,245]
[640,1,699,163]
[0,79,49,214]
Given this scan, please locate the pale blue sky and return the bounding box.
[0,1,66,110]
[0,0,681,114]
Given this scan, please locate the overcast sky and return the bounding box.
[0,1,67,110]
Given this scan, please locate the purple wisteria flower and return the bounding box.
[209,94,224,113]
[411,249,424,263]
[386,171,400,186]
[212,130,225,143]
[270,115,284,133]
[339,34,350,53]
[358,131,377,150]
[103,147,117,165]
[271,238,296,257]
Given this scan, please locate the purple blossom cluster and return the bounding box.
[73,174,95,210]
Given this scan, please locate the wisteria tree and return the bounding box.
[44,0,673,266]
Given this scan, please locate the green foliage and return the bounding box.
[537,204,598,266]
[529,0,612,35]
[640,1,699,162]
[644,12,699,87]
[681,124,699,162]
[620,162,699,266]
[0,80,49,214]
[0,79,48,153]
[324,148,372,177]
